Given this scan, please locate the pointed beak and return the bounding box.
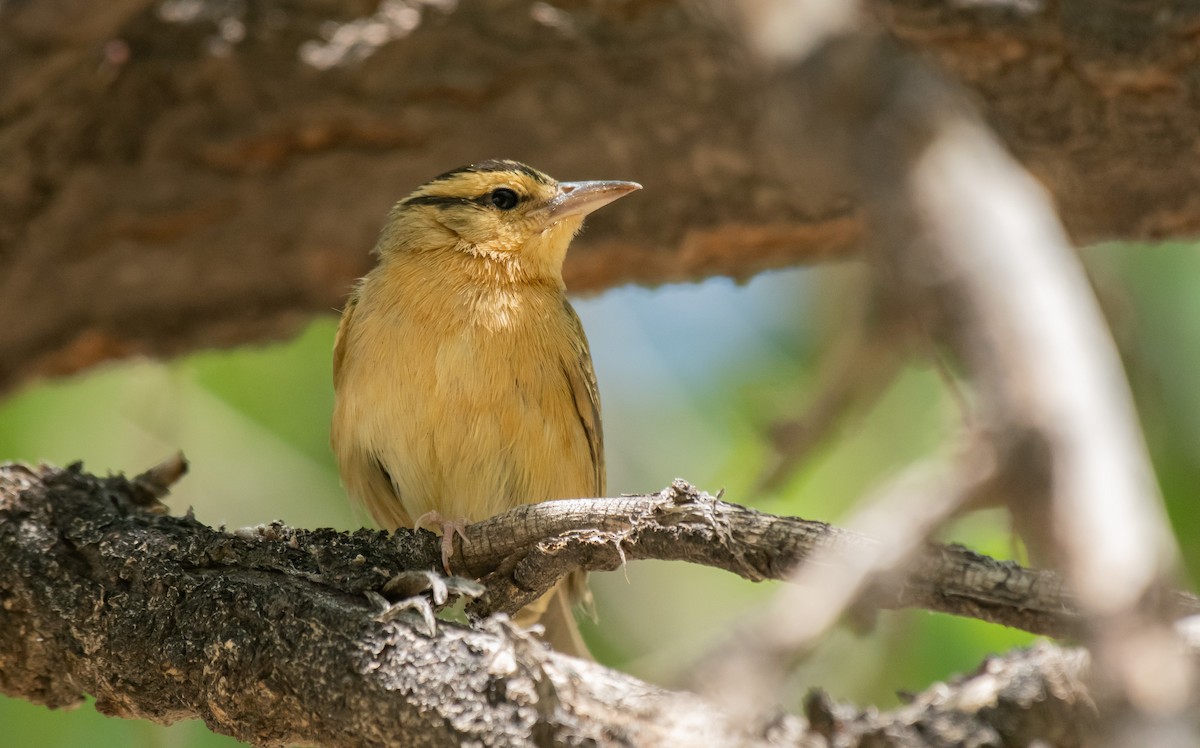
[539,180,641,226]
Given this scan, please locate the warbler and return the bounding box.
[331,160,640,657]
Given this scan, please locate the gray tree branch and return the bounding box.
[2,461,1198,746]
[458,478,1111,638]
[0,462,794,748]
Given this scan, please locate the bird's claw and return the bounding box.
[413,510,470,573]
[444,575,486,600]
[368,590,438,635]
[384,569,450,605]
[381,569,486,605]
[373,569,486,637]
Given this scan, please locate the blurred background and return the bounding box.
[1,238,1197,746]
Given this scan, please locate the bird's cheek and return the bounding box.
[538,216,585,243]
[438,212,498,246]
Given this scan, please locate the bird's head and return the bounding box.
[377,160,640,283]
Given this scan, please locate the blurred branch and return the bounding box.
[6,461,1198,746]
[732,1,1192,733]
[804,642,1103,747]
[897,84,1191,722]
[4,1,1200,392]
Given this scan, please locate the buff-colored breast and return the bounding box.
[331,247,600,530]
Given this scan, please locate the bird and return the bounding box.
[331,159,640,658]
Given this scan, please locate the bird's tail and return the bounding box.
[515,574,592,660]
[539,585,591,659]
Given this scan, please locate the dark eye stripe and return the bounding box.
[402,194,479,207]
[402,191,526,209]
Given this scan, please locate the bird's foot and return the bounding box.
[371,570,485,635]
[413,510,470,573]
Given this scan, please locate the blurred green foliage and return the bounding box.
[1,243,1197,746]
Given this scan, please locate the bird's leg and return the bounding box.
[413,510,470,573]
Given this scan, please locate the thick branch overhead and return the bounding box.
[2,0,1200,390]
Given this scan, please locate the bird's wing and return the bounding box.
[332,289,413,529]
[332,290,359,388]
[560,299,606,496]
[359,454,412,530]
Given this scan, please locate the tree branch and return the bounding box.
[0,462,796,748]
[803,642,1102,747]
[456,477,1106,638]
[6,461,1197,745]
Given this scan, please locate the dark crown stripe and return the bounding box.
[427,159,551,186]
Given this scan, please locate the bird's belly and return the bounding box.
[373,327,590,524]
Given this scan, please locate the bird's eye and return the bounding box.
[490,188,519,210]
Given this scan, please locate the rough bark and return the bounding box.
[2,0,1199,392]
[802,643,1101,748]
[1,462,799,747]
[457,478,1119,639]
[3,460,1170,747]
